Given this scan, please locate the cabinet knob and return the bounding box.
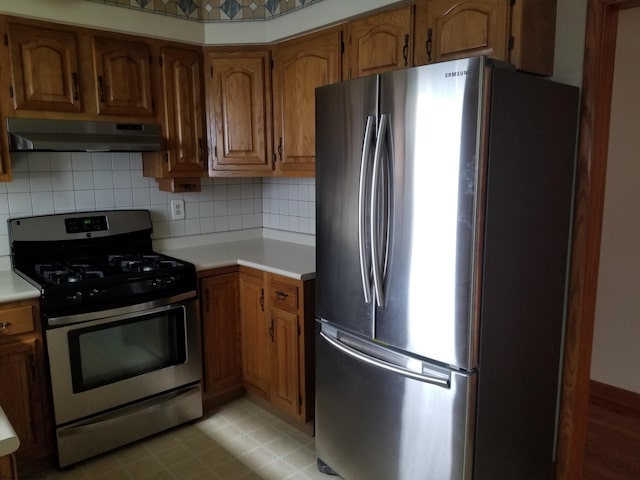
[426,28,433,63]
[275,291,289,300]
[0,321,10,331]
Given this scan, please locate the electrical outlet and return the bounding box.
[170,199,185,220]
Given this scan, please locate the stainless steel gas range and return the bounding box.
[8,210,202,467]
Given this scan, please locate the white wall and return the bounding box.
[552,0,587,87]
[590,7,640,394]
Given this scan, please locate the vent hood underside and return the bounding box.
[6,118,163,152]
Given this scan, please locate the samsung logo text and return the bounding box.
[445,70,470,78]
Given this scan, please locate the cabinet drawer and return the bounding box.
[270,281,298,313]
[0,305,35,336]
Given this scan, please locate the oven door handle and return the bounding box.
[57,385,201,437]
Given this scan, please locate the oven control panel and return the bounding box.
[65,216,108,233]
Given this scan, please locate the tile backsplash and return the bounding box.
[0,151,315,256]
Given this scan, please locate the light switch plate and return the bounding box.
[170,199,185,220]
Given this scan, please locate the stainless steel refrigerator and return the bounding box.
[314,56,579,480]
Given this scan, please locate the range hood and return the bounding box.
[6,118,163,152]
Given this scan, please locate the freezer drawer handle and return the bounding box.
[320,331,450,388]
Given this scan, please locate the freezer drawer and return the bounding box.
[315,323,477,480]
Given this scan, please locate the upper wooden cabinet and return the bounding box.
[206,49,273,177]
[160,46,207,177]
[2,18,162,120]
[272,26,343,177]
[6,22,82,113]
[507,0,558,76]
[92,36,155,117]
[345,6,414,79]
[414,0,557,76]
[143,45,207,188]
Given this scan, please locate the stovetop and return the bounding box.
[8,210,197,319]
[31,253,188,286]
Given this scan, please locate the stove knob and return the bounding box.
[164,276,176,287]
[70,292,84,303]
[149,279,162,288]
[88,289,104,298]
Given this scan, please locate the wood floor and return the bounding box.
[583,381,640,479]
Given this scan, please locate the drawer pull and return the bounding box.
[275,291,289,300]
[0,322,10,330]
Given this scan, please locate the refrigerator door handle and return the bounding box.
[358,115,376,304]
[320,331,451,388]
[371,113,389,308]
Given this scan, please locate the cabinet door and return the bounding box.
[200,273,242,401]
[272,27,342,177]
[93,36,154,117]
[239,271,271,396]
[0,455,16,479]
[414,0,509,66]
[160,47,207,177]
[270,308,300,417]
[7,23,82,112]
[0,339,48,464]
[346,6,413,79]
[207,51,273,176]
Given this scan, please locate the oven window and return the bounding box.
[68,306,187,393]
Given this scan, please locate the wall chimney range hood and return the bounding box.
[6,118,163,152]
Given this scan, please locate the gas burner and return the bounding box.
[48,271,81,285]
[35,263,107,285]
[107,254,182,273]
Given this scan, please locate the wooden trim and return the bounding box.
[554,1,639,478]
[590,380,640,418]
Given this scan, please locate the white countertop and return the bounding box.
[0,271,40,304]
[0,231,316,303]
[160,237,316,280]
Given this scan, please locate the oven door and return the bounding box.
[46,294,201,425]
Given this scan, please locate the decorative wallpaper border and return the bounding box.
[86,0,323,22]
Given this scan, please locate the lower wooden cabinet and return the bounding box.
[238,269,272,396]
[0,454,16,479]
[238,268,315,422]
[199,268,243,404]
[0,299,52,471]
[200,266,315,423]
[200,266,314,422]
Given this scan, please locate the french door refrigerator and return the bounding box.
[314,56,579,480]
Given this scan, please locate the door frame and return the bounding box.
[555,0,640,478]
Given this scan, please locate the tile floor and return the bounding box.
[36,398,329,480]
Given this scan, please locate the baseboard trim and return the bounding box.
[589,380,640,418]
